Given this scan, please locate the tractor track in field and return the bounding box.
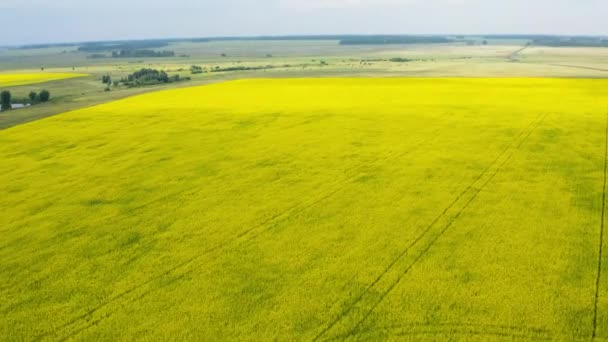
[507,44,529,62]
[36,124,448,341]
[371,330,549,341]
[592,107,608,339]
[313,113,547,341]
[326,322,559,341]
[347,134,536,337]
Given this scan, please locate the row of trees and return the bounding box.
[190,65,204,74]
[0,90,50,111]
[119,68,190,87]
[30,90,51,103]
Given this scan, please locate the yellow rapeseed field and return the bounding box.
[0,72,87,87]
[1,78,608,340]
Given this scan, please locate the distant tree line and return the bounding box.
[29,90,50,103]
[483,34,605,40]
[18,36,391,50]
[111,49,175,58]
[87,54,108,59]
[0,89,50,112]
[483,34,555,40]
[78,41,170,52]
[19,35,447,51]
[389,57,413,63]
[16,35,608,51]
[482,35,608,47]
[187,62,335,74]
[532,37,608,47]
[120,68,190,87]
[340,36,452,45]
[18,43,75,50]
[88,50,176,58]
[191,65,204,74]
[359,58,430,64]
[208,65,294,73]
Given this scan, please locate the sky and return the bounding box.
[0,0,606,45]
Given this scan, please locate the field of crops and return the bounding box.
[1,78,608,340]
[0,73,87,87]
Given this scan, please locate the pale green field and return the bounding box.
[1,78,608,340]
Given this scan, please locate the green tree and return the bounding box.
[29,91,38,102]
[39,90,50,102]
[1,90,11,111]
[190,65,203,74]
[159,71,169,83]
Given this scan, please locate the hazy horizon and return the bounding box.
[1,0,606,46]
[4,32,608,48]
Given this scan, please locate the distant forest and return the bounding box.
[15,35,455,50]
[339,36,453,45]
[484,35,608,47]
[12,34,608,50]
[111,49,175,58]
[77,41,170,52]
[533,37,608,47]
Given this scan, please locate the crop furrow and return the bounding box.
[37,125,446,341]
[326,322,558,341]
[313,113,546,341]
[592,108,608,339]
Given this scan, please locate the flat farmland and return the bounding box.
[1,78,608,340]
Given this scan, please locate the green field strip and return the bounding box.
[314,114,546,341]
[328,322,556,341]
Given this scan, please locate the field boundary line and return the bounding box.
[341,327,553,341]
[593,107,608,339]
[36,125,447,341]
[547,64,608,73]
[326,322,561,341]
[507,44,529,62]
[347,130,538,338]
[313,113,546,341]
[356,330,546,341]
